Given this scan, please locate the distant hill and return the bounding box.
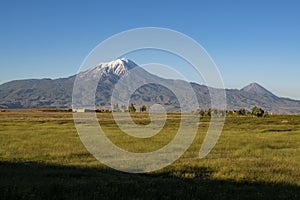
[225,83,300,114]
[1,58,300,114]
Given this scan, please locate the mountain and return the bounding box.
[1,58,300,114]
[241,82,275,96]
[225,83,300,114]
[73,58,197,112]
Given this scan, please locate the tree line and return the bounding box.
[113,103,267,117]
[113,104,147,113]
[197,106,267,118]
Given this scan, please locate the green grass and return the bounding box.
[1,111,300,199]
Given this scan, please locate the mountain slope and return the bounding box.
[0,59,300,114]
[0,77,75,108]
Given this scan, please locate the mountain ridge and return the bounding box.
[0,59,299,114]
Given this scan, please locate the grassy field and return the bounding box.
[0,110,300,199]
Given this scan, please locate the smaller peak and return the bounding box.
[241,82,274,96]
[242,82,264,90]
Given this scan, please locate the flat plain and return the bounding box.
[0,110,300,199]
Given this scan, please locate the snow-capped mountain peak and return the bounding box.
[80,58,138,78]
[95,58,137,76]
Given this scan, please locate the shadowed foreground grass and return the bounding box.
[1,161,300,200]
[0,110,300,199]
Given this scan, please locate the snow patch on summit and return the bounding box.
[79,58,138,78]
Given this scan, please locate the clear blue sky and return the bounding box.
[1,0,299,99]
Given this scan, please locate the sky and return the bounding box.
[0,0,299,99]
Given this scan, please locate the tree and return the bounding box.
[140,105,147,112]
[227,110,234,115]
[252,106,264,117]
[199,109,205,118]
[207,108,212,117]
[237,108,246,116]
[128,103,136,113]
